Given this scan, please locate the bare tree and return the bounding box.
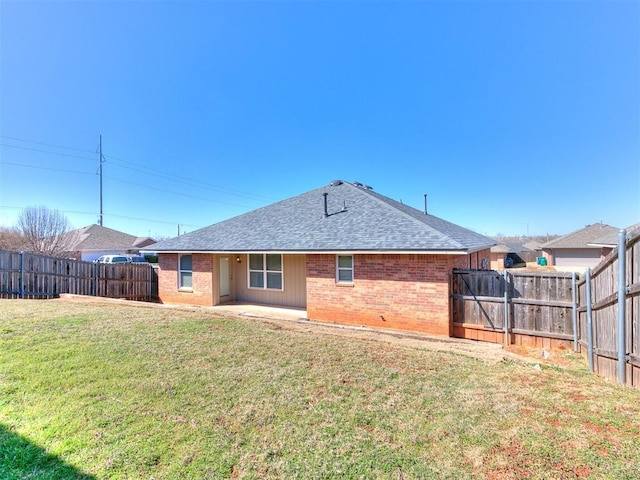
[0,227,23,250]
[14,206,77,256]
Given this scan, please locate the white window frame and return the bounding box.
[336,255,354,283]
[248,253,284,291]
[178,254,193,290]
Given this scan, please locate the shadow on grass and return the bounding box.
[0,423,95,479]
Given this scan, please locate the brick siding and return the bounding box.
[158,253,214,306]
[156,249,492,337]
[307,253,460,335]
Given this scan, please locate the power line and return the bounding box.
[1,134,276,202]
[0,158,255,209]
[103,175,253,208]
[0,204,204,229]
[1,159,253,208]
[104,157,270,201]
[104,154,276,201]
[0,143,96,162]
[101,211,203,228]
[0,135,96,154]
[0,160,94,176]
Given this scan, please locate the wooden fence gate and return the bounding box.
[452,269,576,349]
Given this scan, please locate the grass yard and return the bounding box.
[1,299,639,479]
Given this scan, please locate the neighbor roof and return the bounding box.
[588,222,640,247]
[150,180,496,254]
[540,223,619,249]
[491,243,532,254]
[66,224,156,251]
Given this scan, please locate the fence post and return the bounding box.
[93,263,98,297]
[148,265,153,301]
[585,267,594,372]
[617,229,627,385]
[503,270,509,346]
[572,271,578,352]
[19,251,25,299]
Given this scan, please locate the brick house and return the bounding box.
[148,180,495,336]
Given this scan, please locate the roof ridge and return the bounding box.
[150,180,496,253]
[345,182,467,249]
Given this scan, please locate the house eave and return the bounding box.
[146,248,490,256]
[542,245,603,250]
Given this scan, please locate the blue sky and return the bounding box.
[1,0,638,239]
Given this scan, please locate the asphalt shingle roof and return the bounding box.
[67,224,155,250]
[540,223,619,249]
[491,243,533,254]
[589,222,640,247]
[150,181,496,253]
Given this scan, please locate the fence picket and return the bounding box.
[0,250,158,301]
[452,269,575,348]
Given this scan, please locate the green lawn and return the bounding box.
[1,299,639,479]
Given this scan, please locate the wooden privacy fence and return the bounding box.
[577,229,639,389]
[452,227,639,389]
[452,269,577,349]
[0,250,158,301]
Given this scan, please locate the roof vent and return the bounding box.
[329,180,343,186]
[364,185,373,190]
[353,181,363,187]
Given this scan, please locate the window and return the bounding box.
[336,255,354,283]
[248,254,283,290]
[179,254,192,289]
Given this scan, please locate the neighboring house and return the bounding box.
[65,224,156,262]
[147,180,495,336]
[490,243,534,269]
[588,222,640,250]
[540,223,619,272]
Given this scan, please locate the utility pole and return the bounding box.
[98,134,104,226]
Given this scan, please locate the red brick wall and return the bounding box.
[451,248,492,270]
[155,250,493,335]
[306,254,457,336]
[158,253,214,306]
